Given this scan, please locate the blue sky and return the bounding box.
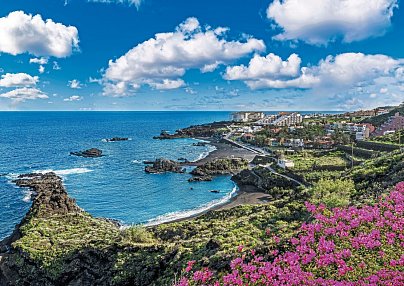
[0,0,403,111]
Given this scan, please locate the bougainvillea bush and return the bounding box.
[177,182,404,285]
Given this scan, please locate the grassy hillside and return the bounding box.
[1,151,403,285]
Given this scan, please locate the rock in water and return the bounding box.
[188,176,213,182]
[70,148,103,158]
[145,158,185,174]
[190,158,249,176]
[105,137,129,142]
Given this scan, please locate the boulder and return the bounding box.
[145,158,185,174]
[70,148,103,158]
[188,176,213,182]
[105,137,129,142]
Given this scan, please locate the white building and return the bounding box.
[232,112,265,122]
[278,158,295,169]
[271,112,303,127]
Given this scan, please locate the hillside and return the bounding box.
[1,151,403,285]
[361,104,404,127]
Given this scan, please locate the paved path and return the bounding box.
[261,164,306,187]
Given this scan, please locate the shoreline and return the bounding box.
[5,136,268,232]
[147,137,270,225]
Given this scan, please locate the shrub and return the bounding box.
[178,182,404,285]
[309,178,355,208]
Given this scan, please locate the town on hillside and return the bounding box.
[226,104,404,169]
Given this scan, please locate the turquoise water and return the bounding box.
[0,111,234,239]
[0,111,343,239]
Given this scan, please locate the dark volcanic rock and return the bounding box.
[145,158,185,174]
[105,137,129,142]
[188,176,213,182]
[70,148,103,158]
[190,158,249,177]
[13,173,81,217]
[193,142,207,147]
[153,121,231,140]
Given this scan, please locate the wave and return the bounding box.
[131,160,143,164]
[144,185,238,226]
[101,138,132,142]
[33,168,93,176]
[192,145,217,162]
[22,190,34,203]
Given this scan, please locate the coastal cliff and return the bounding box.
[0,172,306,285]
[1,151,403,285]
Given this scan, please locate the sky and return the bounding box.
[0,0,403,111]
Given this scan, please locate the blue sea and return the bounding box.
[0,111,237,239]
[0,111,342,240]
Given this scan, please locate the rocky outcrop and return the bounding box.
[0,173,84,285]
[153,121,231,140]
[153,131,187,140]
[13,173,81,218]
[193,142,207,147]
[70,148,103,158]
[233,168,302,199]
[105,137,129,142]
[190,158,248,177]
[145,158,185,174]
[188,176,213,182]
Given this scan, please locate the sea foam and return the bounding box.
[144,185,237,226]
[34,168,93,176]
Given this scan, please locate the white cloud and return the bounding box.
[0,11,79,57]
[64,95,83,101]
[89,0,143,9]
[225,52,402,92]
[38,65,45,74]
[68,79,82,89]
[267,0,398,45]
[0,73,39,87]
[103,17,265,95]
[29,57,48,65]
[0,87,48,102]
[185,87,197,95]
[380,87,389,94]
[148,79,185,90]
[224,53,301,81]
[53,61,61,70]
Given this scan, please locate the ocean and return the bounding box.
[0,111,342,240]
[0,111,235,239]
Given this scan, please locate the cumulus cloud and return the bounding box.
[225,52,402,92]
[0,87,48,102]
[0,73,39,87]
[267,0,398,45]
[103,17,265,96]
[0,11,79,57]
[68,79,82,89]
[148,79,185,90]
[224,53,301,81]
[64,95,83,102]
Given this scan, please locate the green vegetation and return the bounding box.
[309,178,354,208]
[283,150,349,185]
[2,131,404,285]
[361,104,404,127]
[371,130,404,146]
